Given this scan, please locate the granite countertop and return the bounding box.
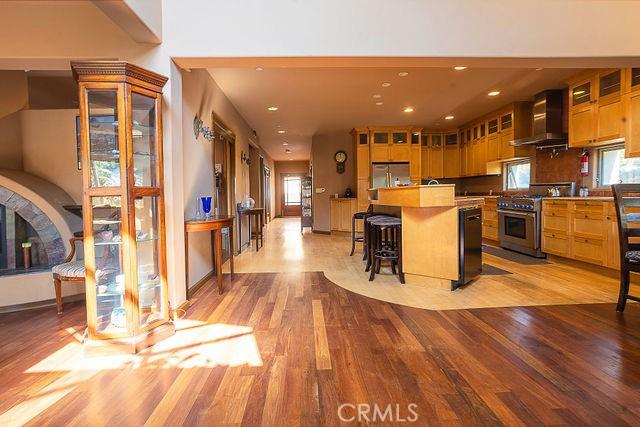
[455,197,485,206]
[542,196,613,201]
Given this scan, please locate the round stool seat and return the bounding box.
[353,211,372,220]
[370,216,401,226]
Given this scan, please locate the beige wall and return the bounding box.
[0,70,28,119]
[0,112,23,170]
[181,69,275,287]
[311,132,354,232]
[274,161,309,217]
[20,109,83,204]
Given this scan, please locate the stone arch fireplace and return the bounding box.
[0,170,81,272]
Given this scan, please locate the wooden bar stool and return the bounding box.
[350,205,374,257]
[367,216,404,284]
[364,215,392,271]
[612,184,640,312]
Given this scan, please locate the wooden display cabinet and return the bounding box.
[72,61,174,353]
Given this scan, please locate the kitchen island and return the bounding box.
[370,185,483,288]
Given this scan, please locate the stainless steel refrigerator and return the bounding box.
[371,162,411,188]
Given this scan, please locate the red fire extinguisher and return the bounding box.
[580,150,590,176]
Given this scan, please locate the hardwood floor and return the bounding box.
[2,271,640,425]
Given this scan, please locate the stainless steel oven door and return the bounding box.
[497,209,539,251]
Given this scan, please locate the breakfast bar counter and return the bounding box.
[370,185,483,288]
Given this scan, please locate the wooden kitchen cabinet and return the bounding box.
[409,130,421,182]
[330,198,357,232]
[542,200,623,269]
[542,200,571,257]
[428,134,444,179]
[390,131,410,162]
[459,130,468,177]
[487,118,500,162]
[370,131,390,162]
[567,69,625,147]
[420,130,430,179]
[499,112,515,159]
[625,83,640,157]
[482,198,498,241]
[443,133,459,178]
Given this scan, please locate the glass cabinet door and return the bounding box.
[131,92,158,187]
[572,81,592,106]
[599,70,621,98]
[373,132,388,144]
[488,118,499,134]
[501,113,513,130]
[631,68,640,91]
[91,196,125,334]
[134,196,164,327]
[87,90,120,187]
[392,132,407,144]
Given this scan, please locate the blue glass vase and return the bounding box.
[201,196,213,218]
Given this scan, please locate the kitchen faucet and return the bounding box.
[427,179,440,185]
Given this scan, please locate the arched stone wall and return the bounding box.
[0,186,66,265]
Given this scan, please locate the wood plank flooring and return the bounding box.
[1,271,640,425]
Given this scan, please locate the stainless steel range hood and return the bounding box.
[512,90,567,146]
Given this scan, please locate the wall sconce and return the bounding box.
[193,115,215,142]
[241,151,251,166]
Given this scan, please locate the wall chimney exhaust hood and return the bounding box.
[512,90,567,147]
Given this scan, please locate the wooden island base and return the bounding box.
[371,185,483,286]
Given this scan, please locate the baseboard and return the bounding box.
[187,270,215,298]
[0,293,85,314]
[171,299,191,320]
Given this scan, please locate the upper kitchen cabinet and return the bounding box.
[625,68,640,157]
[428,133,444,179]
[352,128,370,180]
[409,130,422,182]
[370,130,390,162]
[459,130,468,177]
[567,69,625,147]
[487,117,500,162]
[390,130,410,162]
[420,130,430,179]
[443,132,459,178]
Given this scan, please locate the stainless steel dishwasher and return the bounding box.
[451,207,483,290]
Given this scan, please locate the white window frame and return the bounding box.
[503,160,531,191]
[595,144,640,188]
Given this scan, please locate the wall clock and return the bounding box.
[335,150,347,174]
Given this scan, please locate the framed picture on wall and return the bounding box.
[75,115,117,170]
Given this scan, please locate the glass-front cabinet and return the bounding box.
[72,61,173,351]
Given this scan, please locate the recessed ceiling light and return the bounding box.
[398,72,409,77]
[381,82,391,88]
[372,94,382,99]
[288,158,293,160]
[404,106,414,113]
[277,130,285,134]
[255,67,264,71]
[488,91,500,97]
[285,149,291,153]
[375,101,383,106]
[282,142,289,146]
[267,106,278,111]
[444,115,454,120]
[535,67,543,71]
[454,66,467,71]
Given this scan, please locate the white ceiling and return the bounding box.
[207,66,580,161]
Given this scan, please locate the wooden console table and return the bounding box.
[238,208,264,252]
[184,216,234,296]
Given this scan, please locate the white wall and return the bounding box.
[0,112,23,170]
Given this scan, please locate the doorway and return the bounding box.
[282,175,302,216]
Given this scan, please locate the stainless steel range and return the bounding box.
[497,182,575,258]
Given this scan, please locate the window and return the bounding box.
[284,176,301,205]
[505,161,531,190]
[598,145,640,187]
